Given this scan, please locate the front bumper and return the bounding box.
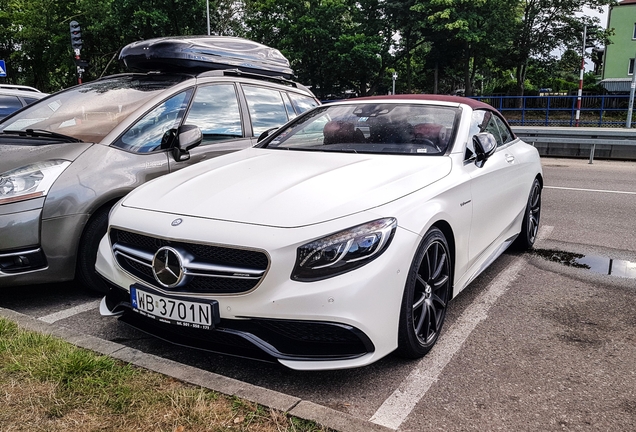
[101,281,375,362]
[0,197,89,285]
[0,198,46,281]
[97,206,421,370]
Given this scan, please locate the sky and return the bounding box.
[583,5,609,25]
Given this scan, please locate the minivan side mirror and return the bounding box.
[473,132,497,168]
[163,125,203,162]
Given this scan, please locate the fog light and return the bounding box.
[0,248,47,273]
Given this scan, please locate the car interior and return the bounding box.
[321,118,450,154]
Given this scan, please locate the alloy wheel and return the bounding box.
[527,182,542,244]
[412,239,451,346]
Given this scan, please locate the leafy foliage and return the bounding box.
[0,0,618,96]
[506,0,615,96]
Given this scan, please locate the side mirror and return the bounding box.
[257,127,278,143]
[473,133,497,168]
[168,125,202,162]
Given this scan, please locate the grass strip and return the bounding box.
[0,317,330,431]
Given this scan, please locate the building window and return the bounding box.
[633,23,636,39]
[630,58,635,75]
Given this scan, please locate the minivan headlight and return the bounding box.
[292,217,397,282]
[0,160,71,205]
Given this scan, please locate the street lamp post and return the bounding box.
[626,52,636,128]
[392,72,398,95]
[575,25,587,127]
[206,0,210,35]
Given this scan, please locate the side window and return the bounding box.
[466,110,504,160]
[289,93,319,114]
[466,110,485,159]
[0,95,23,117]
[493,115,513,145]
[242,85,289,137]
[184,84,243,144]
[481,112,503,146]
[282,92,297,120]
[113,89,193,153]
[23,97,39,105]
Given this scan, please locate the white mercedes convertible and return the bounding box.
[96,95,543,370]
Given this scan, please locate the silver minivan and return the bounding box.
[0,54,318,292]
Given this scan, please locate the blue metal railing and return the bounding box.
[470,95,632,127]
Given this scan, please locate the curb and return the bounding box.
[0,306,392,432]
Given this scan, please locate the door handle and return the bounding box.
[505,154,515,164]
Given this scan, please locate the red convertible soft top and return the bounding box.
[350,94,496,110]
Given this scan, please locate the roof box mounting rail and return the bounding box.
[198,68,299,86]
[119,36,295,80]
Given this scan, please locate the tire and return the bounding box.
[513,178,542,251]
[396,227,452,359]
[76,205,111,294]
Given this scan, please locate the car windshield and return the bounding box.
[0,74,189,143]
[263,103,460,155]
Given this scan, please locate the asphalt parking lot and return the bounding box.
[1,157,635,431]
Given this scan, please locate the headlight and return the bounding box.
[0,160,71,205]
[291,217,397,282]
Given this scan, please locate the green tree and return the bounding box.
[410,0,517,96]
[0,0,79,91]
[559,49,582,75]
[509,0,615,97]
[77,0,211,79]
[243,0,343,98]
[243,0,390,99]
[0,0,231,90]
[0,0,617,98]
[346,0,395,95]
[385,0,426,93]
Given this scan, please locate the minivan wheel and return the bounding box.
[76,206,110,294]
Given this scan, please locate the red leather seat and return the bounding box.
[323,120,364,144]
[413,123,443,141]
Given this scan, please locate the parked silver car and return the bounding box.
[0,87,48,119]
[0,46,318,292]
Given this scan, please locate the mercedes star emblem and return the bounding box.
[151,246,184,288]
[171,218,183,226]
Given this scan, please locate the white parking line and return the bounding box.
[545,186,636,195]
[369,258,526,430]
[38,300,102,324]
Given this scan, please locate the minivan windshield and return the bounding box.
[0,74,189,143]
[263,103,460,155]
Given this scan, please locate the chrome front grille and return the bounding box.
[110,228,269,294]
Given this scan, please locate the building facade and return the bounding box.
[602,0,636,92]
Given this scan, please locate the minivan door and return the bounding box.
[169,83,252,172]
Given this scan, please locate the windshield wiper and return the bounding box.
[2,128,83,143]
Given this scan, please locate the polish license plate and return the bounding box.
[130,286,217,329]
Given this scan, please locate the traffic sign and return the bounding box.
[0,60,6,77]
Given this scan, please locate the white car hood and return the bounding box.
[123,148,452,228]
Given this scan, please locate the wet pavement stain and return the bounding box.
[533,248,636,279]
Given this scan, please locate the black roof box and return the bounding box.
[119,36,294,79]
